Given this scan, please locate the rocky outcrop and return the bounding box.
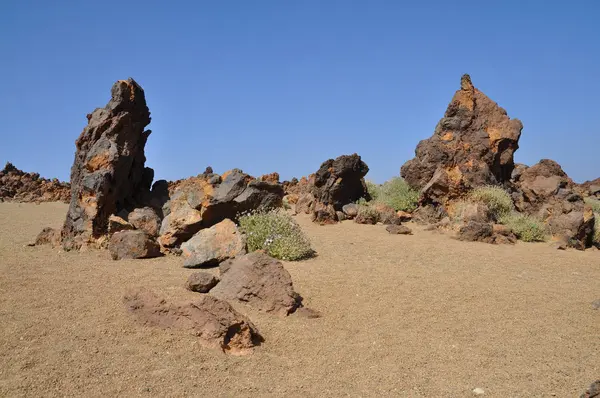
[180,219,247,268]
[123,289,262,355]
[310,154,369,222]
[577,178,600,198]
[61,78,154,251]
[158,169,283,248]
[211,252,302,316]
[512,159,594,249]
[109,230,161,260]
[0,162,70,203]
[401,74,523,205]
[128,207,161,237]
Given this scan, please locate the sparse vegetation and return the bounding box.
[593,214,600,247]
[239,209,314,261]
[584,197,600,214]
[356,204,380,224]
[499,212,547,242]
[470,185,514,220]
[361,177,419,212]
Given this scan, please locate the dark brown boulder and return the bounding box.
[0,162,70,203]
[211,252,302,316]
[401,74,523,205]
[457,221,494,242]
[512,159,594,249]
[310,154,369,222]
[123,289,262,355]
[158,169,283,248]
[61,78,154,250]
[109,230,161,260]
[185,272,220,293]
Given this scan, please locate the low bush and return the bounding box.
[500,212,547,242]
[584,197,600,214]
[355,204,380,224]
[361,177,418,212]
[593,213,600,247]
[470,185,514,220]
[238,210,314,261]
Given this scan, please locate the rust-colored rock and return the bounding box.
[512,159,594,249]
[109,230,161,260]
[258,172,280,184]
[61,78,154,251]
[159,169,283,248]
[128,207,161,237]
[0,162,70,203]
[401,74,522,205]
[123,289,261,355]
[185,272,220,293]
[211,252,302,316]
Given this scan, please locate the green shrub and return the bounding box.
[238,209,314,261]
[470,185,514,220]
[366,177,419,212]
[364,180,380,202]
[584,197,600,214]
[355,204,380,224]
[500,212,547,242]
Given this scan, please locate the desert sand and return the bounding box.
[0,202,598,397]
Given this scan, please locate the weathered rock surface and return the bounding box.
[401,74,523,205]
[33,227,61,247]
[123,289,261,355]
[0,162,70,203]
[577,178,600,198]
[186,272,220,293]
[580,380,600,398]
[386,225,413,235]
[108,215,134,234]
[457,221,516,244]
[180,219,246,268]
[159,169,283,248]
[211,252,301,316]
[128,207,161,237]
[294,193,315,215]
[109,230,161,260]
[61,78,154,251]
[310,154,369,222]
[512,159,594,249]
[342,203,359,218]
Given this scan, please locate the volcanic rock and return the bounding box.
[123,289,261,355]
[109,230,161,260]
[0,162,70,203]
[159,169,283,248]
[128,207,161,237]
[512,159,594,249]
[186,272,220,293]
[211,252,302,316]
[180,219,246,268]
[401,74,523,205]
[61,78,154,250]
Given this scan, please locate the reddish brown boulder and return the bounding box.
[128,207,161,237]
[0,162,70,203]
[258,172,280,184]
[61,78,154,251]
[123,289,261,355]
[512,159,594,249]
[109,230,161,260]
[401,74,523,205]
[211,252,302,316]
[185,272,220,293]
[159,169,283,248]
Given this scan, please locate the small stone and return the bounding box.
[342,203,359,218]
[336,211,346,221]
[186,272,219,293]
[386,225,413,235]
[591,299,600,310]
[473,387,485,395]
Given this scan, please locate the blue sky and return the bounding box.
[1,0,598,184]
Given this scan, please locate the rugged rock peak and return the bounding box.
[62,78,154,250]
[401,74,523,204]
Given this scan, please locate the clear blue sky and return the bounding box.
[1,1,599,184]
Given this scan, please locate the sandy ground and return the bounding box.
[0,202,598,397]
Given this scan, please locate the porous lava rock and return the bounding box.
[401,74,523,205]
[61,78,154,250]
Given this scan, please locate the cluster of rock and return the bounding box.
[401,74,597,250]
[0,162,70,203]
